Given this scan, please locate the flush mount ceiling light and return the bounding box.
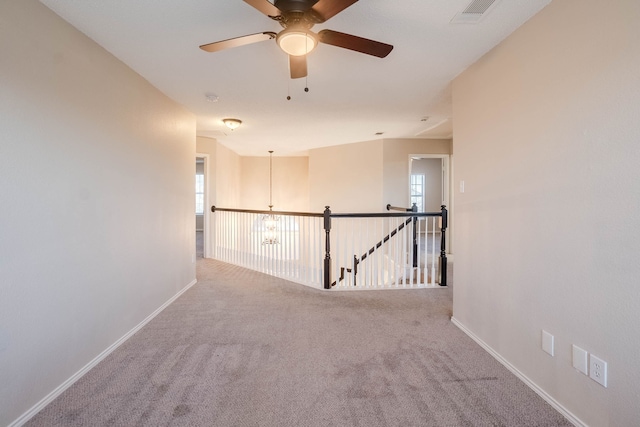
[276,28,318,56]
[222,118,242,130]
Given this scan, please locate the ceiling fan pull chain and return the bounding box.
[304,35,310,92]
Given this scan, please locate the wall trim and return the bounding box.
[450,317,586,427]
[9,278,198,427]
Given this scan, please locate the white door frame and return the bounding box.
[408,154,450,211]
[408,154,452,255]
[196,153,211,258]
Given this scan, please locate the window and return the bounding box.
[195,174,204,214]
[410,174,425,212]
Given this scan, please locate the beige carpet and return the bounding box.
[27,259,570,426]
[196,230,204,259]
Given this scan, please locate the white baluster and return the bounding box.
[431,217,436,286]
[423,217,428,286]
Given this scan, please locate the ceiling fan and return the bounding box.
[199,0,393,79]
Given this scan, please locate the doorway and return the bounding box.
[195,155,209,259]
[409,154,451,253]
[409,156,446,212]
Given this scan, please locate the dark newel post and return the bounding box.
[411,203,418,268]
[439,205,448,286]
[323,206,332,289]
[353,255,358,287]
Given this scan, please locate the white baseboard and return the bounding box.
[10,278,198,427]
[450,317,586,427]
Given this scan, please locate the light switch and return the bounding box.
[542,330,554,356]
[572,345,588,375]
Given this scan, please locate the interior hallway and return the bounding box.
[26,259,570,426]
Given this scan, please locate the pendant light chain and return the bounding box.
[268,150,274,210]
[262,150,279,245]
[304,32,309,93]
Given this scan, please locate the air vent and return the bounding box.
[451,0,500,24]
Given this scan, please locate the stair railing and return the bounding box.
[210,206,325,288]
[327,205,447,289]
[330,217,413,287]
[210,205,448,290]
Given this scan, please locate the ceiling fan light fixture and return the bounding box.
[277,29,317,56]
[222,118,242,130]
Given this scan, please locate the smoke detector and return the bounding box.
[205,93,219,102]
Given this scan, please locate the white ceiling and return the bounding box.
[39,0,551,156]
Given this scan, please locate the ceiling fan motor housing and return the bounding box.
[274,0,323,27]
[274,0,319,13]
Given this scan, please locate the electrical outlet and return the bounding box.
[589,354,608,387]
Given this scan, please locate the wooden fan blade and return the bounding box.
[289,55,307,79]
[318,29,393,58]
[200,32,276,53]
[311,0,358,22]
[243,0,281,17]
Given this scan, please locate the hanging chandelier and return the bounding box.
[262,150,279,245]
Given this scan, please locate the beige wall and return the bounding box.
[194,140,308,212]
[308,138,451,215]
[0,1,196,425]
[198,137,450,216]
[452,0,640,425]
[309,140,384,213]
[240,156,309,211]
[196,136,218,213]
[214,143,242,208]
[195,137,243,210]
